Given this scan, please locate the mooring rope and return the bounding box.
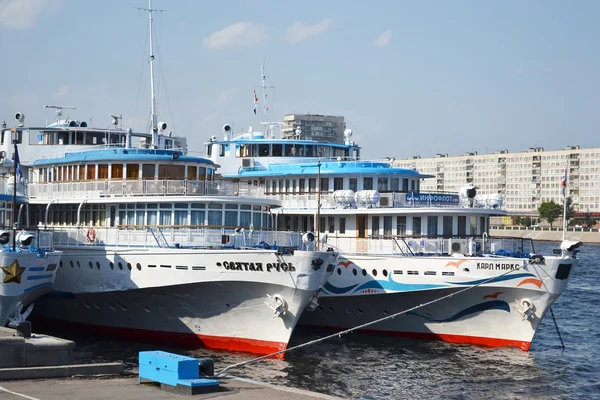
[549,307,566,350]
[214,260,536,377]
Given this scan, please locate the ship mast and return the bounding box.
[137,0,163,148]
[260,64,268,122]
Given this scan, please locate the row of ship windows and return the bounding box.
[336,268,456,277]
[59,260,205,271]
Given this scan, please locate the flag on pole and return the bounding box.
[253,89,258,114]
[561,166,567,197]
[14,145,23,182]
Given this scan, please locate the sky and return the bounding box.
[0,0,599,159]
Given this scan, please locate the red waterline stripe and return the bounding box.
[299,324,531,351]
[33,317,288,359]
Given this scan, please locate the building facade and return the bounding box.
[394,145,600,217]
[282,114,345,144]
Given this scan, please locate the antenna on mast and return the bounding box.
[136,0,165,149]
[44,105,76,122]
[257,63,278,138]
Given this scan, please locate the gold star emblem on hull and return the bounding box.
[2,260,26,284]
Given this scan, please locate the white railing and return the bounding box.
[324,236,535,257]
[28,180,266,200]
[275,192,494,210]
[50,226,305,250]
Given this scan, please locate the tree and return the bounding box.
[561,197,575,222]
[515,216,532,227]
[538,201,562,228]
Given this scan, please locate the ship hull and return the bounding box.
[299,254,575,350]
[33,247,335,357]
[1,251,62,326]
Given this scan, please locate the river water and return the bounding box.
[58,241,600,399]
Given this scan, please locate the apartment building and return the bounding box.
[394,145,600,217]
[282,114,345,144]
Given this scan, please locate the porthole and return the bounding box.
[118,262,123,270]
[357,308,364,313]
[383,269,388,277]
[337,268,342,275]
[109,262,114,270]
[352,268,357,276]
[109,304,116,310]
[94,304,101,309]
[96,262,100,270]
[463,268,470,273]
[144,307,151,312]
[127,263,132,271]
[362,269,367,276]
[318,306,324,311]
[59,260,63,268]
[136,263,142,271]
[328,307,335,312]
[121,305,127,311]
[70,260,74,268]
[372,269,378,277]
[84,302,91,308]
[76,261,80,268]
[225,303,231,308]
[89,261,93,269]
[383,310,390,315]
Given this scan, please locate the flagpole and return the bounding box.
[561,165,567,243]
[12,130,17,251]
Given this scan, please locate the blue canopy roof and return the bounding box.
[225,161,433,179]
[32,148,214,167]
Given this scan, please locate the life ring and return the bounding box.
[86,228,96,243]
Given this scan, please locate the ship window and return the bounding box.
[240,204,251,210]
[259,144,269,156]
[306,145,315,157]
[328,217,335,233]
[308,178,316,193]
[198,167,206,180]
[339,217,346,234]
[443,216,453,237]
[208,210,222,226]
[334,177,344,191]
[86,164,96,180]
[391,178,400,191]
[112,164,123,180]
[349,178,357,192]
[284,144,293,157]
[378,178,388,192]
[187,166,197,180]
[79,165,85,180]
[191,210,205,226]
[397,216,407,236]
[175,211,188,225]
[372,216,380,237]
[224,210,237,227]
[98,164,109,179]
[363,177,373,190]
[384,216,393,236]
[191,203,205,209]
[428,216,439,236]
[402,178,409,192]
[320,178,329,192]
[412,217,422,236]
[299,179,305,193]
[159,165,185,179]
[272,144,282,157]
[142,164,155,179]
[458,216,467,237]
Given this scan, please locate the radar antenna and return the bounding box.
[44,105,76,121]
[110,114,123,129]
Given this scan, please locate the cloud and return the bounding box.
[373,29,391,48]
[285,18,332,43]
[0,0,51,29]
[52,84,70,99]
[203,22,267,50]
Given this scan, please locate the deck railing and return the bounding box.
[27,180,266,200]
[48,226,304,250]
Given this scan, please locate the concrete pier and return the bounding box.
[0,327,123,380]
[0,376,340,399]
